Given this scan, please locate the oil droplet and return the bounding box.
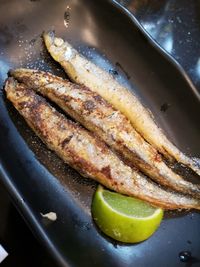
[64,6,71,28]
[179,251,192,262]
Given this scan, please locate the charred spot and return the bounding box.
[15,83,30,93]
[25,96,49,126]
[60,135,73,148]
[83,100,95,112]
[92,136,108,154]
[67,149,100,176]
[93,94,111,108]
[101,166,112,180]
[15,91,21,97]
[31,94,45,107]
[17,101,28,109]
[154,153,162,162]
[21,76,37,88]
[80,85,91,92]
[76,84,93,93]
[61,94,71,102]
[93,94,104,104]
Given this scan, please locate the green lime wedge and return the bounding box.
[92,185,163,243]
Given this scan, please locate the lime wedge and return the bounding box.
[92,185,163,243]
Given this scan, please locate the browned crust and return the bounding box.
[11,69,200,198]
[4,77,200,210]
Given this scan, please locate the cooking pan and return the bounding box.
[122,0,200,92]
[0,0,200,266]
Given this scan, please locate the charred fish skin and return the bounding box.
[5,77,200,210]
[43,31,200,176]
[11,68,200,198]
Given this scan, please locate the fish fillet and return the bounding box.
[11,68,200,198]
[43,31,200,176]
[4,77,200,210]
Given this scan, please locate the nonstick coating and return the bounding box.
[0,0,200,266]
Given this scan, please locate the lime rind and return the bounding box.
[92,185,164,243]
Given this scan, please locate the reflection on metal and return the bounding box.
[117,0,200,90]
[195,58,200,78]
[81,28,98,47]
[142,21,173,54]
[162,35,173,54]
[142,22,157,36]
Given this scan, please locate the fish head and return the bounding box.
[43,31,75,62]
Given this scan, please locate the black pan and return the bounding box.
[122,0,200,92]
[0,0,200,266]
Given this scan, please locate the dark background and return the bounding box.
[0,181,58,266]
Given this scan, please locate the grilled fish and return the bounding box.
[5,77,200,210]
[43,31,200,176]
[11,68,200,198]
